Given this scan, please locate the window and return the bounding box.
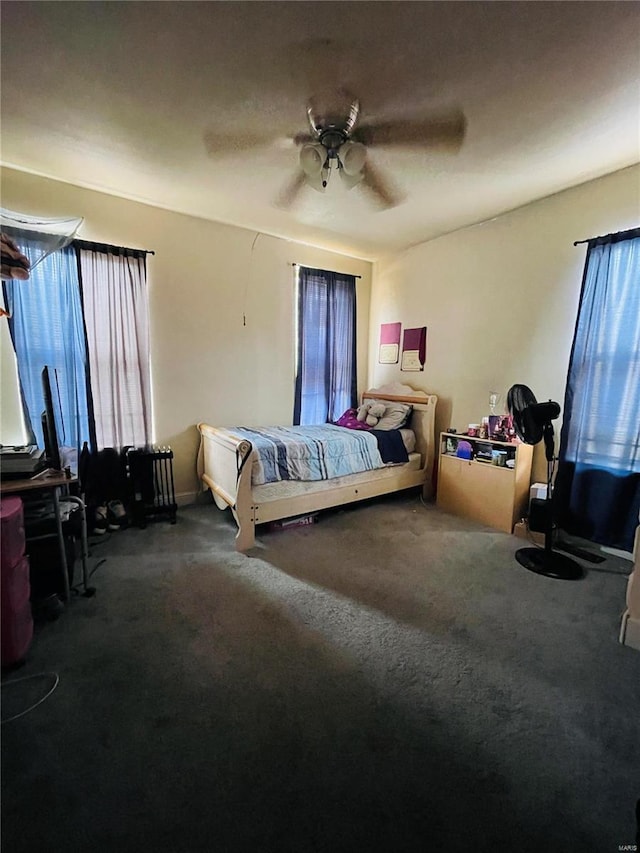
[293,266,357,425]
[555,228,640,550]
[79,248,152,449]
[3,245,93,452]
[3,238,152,459]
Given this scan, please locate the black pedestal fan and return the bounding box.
[507,384,583,580]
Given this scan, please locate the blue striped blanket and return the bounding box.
[227,424,385,485]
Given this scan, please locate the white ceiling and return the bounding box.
[1,1,639,261]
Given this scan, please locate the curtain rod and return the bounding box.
[0,227,155,257]
[574,226,640,247]
[290,262,361,279]
[73,238,155,257]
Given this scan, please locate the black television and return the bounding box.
[41,366,62,472]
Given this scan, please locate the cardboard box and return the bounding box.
[269,514,317,532]
[529,483,548,500]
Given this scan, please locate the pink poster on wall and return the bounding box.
[379,322,401,363]
[401,327,427,371]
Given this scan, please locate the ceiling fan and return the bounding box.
[204,91,467,210]
[278,93,466,210]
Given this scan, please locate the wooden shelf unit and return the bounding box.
[436,432,533,533]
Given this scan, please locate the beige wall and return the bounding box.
[369,165,640,482]
[3,164,637,496]
[0,168,372,499]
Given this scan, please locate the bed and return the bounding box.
[197,383,438,551]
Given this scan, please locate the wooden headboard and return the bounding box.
[362,383,436,407]
[362,383,438,495]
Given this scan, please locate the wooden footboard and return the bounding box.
[197,423,257,551]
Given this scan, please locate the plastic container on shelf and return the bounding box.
[455,440,474,460]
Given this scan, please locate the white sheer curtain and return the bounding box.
[79,249,152,449]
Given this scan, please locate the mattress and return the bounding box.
[399,428,416,454]
[252,451,422,502]
[225,423,385,485]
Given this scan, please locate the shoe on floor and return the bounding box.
[92,505,108,535]
[107,500,128,531]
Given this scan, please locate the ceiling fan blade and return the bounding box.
[292,131,316,146]
[274,170,307,209]
[204,129,297,157]
[353,110,467,151]
[360,162,403,210]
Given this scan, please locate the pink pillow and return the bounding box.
[333,408,372,430]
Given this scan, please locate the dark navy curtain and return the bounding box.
[554,228,640,552]
[293,266,357,425]
[3,244,94,457]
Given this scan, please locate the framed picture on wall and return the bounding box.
[401,326,427,371]
[379,343,399,364]
[379,322,401,364]
[400,350,422,371]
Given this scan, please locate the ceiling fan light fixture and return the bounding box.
[299,143,325,176]
[339,167,364,190]
[302,168,328,194]
[340,141,367,176]
[277,92,467,210]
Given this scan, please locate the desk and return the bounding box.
[0,470,89,601]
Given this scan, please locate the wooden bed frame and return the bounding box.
[197,383,438,551]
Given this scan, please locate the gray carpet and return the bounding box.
[2,493,639,853]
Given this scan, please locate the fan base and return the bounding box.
[515,547,583,580]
